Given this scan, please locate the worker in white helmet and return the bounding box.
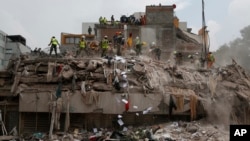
[150,41,161,60]
[78,35,88,57]
[134,36,142,56]
[101,35,109,57]
[48,36,60,57]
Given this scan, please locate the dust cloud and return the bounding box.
[214,25,250,72]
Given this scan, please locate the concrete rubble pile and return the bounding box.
[1,53,250,140]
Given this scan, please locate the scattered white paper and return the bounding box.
[143,110,148,115]
[147,107,153,111]
[96,131,102,136]
[123,127,128,131]
[117,119,124,126]
[93,128,98,133]
[133,105,138,109]
[121,59,126,63]
[122,99,128,104]
[121,71,126,75]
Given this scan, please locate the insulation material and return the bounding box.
[47,62,55,82]
[61,65,74,79]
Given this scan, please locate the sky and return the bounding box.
[1,0,250,51]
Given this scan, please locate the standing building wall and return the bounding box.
[0,30,7,70]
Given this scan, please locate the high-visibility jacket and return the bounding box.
[135,38,141,45]
[79,40,86,48]
[102,39,109,49]
[127,37,133,47]
[207,54,215,62]
[51,38,59,45]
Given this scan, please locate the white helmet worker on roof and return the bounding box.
[104,35,108,38]
[82,35,85,39]
[151,41,156,47]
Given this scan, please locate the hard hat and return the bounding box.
[52,36,55,38]
[104,35,108,38]
[136,36,139,39]
[173,51,177,54]
[151,42,156,46]
[82,36,85,39]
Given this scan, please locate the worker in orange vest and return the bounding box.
[207,52,215,69]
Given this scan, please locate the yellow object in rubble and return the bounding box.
[141,41,147,46]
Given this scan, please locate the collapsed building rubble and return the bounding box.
[0,51,250,140]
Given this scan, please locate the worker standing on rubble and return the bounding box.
[174,51,183,65]
[135,36,142,56]
[101,35,109,57]
[103,17,107,25]
[126,33,133,51]
[78,36,88,57]
[88,26,92,35]
[150,42,161,60]
[48,36,60,56]
[207,52,215,69]
[116,32,123,56]
[111,15,115,25]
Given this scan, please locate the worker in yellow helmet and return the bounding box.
[78,36,88,57]
[48,36,60,56]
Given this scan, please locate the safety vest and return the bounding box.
[102,39,109,49]
[79,40,86,48]
[207,54,215,62]
[135,38,141,45]
[127,37,133,47]
[51,38,58,45]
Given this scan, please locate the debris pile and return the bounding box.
[19,120,229,141]
[1,53,250,140]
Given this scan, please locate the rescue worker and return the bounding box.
[150,42,161,60]
[78,36,88,57]
[116,32,123,56]
[174,51,182,65]
[103,17,107,25]
[48,36,60,56]
[126,33,133,50]
[88,26,92,35]
[101,35,109,57]
[188,54,194,63]
[135,36,142,56]
[99,16,103,24]
[207,52,215,69]
[111,15,115,25]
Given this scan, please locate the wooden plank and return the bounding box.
[0,136,18,140]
